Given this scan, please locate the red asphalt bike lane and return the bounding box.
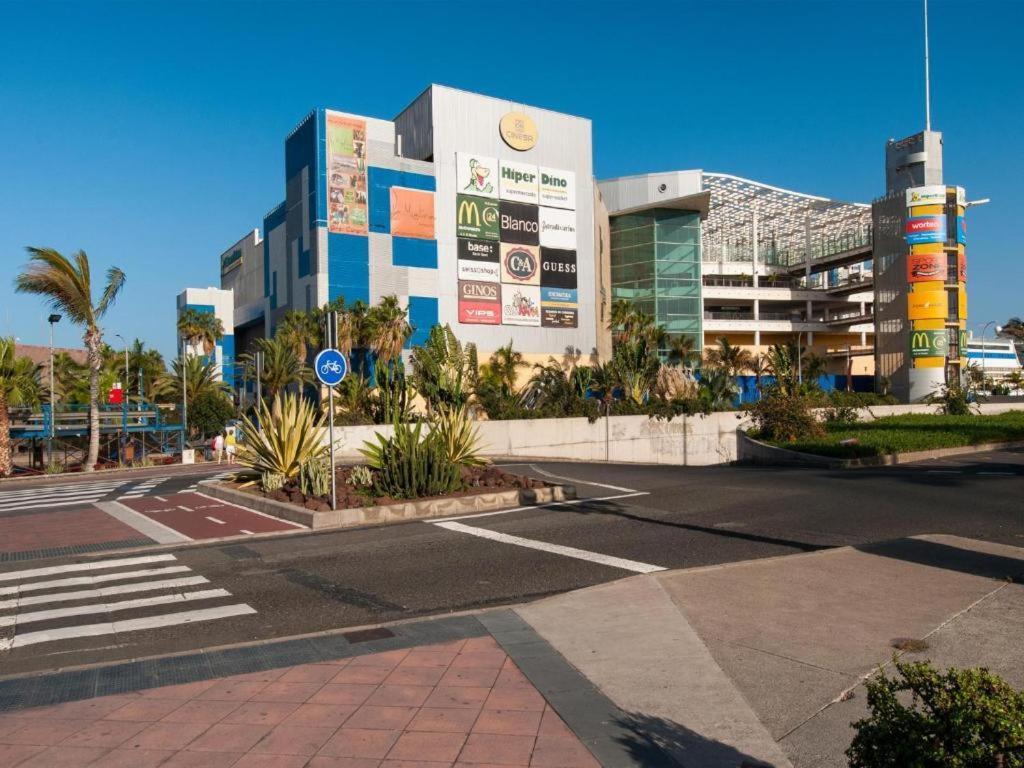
[118,492,303,540]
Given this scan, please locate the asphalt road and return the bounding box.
[2,451,1023,675]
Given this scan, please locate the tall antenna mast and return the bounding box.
[923,0,931,130]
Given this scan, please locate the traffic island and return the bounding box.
[199,467,575,530]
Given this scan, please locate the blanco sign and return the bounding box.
[499,159,539,204]
[458,259,500,283]
[456,152,499,199]
[539,207,577,249]
[539,167,576,210]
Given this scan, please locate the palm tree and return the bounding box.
[126,339,166,400]
[276,310,320,363]
[15,247,125,472]
[367,295,413,363]
[0,338,44,476]
[749,352,770,397]
[488,341,526,394]
[177,308,224,356]
[608,299,635,346]
[52,351,88,405]
[766,342,799,395]
[152,356,229,406]
[704,337,753,377]
[666,334,697,369]
[240,337,312,400]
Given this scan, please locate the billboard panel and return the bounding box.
[458,280,500,325]
[539,167,576,210]
[910,329,948,358]
[457,259,500,283]
[499,201,539,245]
[907,252,946,283]
[390,187,435,239]
[456,153,498,199]
[326,114,368,235]
[541,306,578,328]
[501,285,541,326]
[907,289,948,320]
[540,247,578,289]
[958,250,967,282]
[905,215,947,245]
[541,287,578,306]
[456,195,499,240]
[457,238,499,262]
[500,243,540,286]
[539,207,577,249]
[499,159,539,204]
[957,216,967,245]
[906,185,948,208]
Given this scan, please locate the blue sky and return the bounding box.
[1,0,1020,359]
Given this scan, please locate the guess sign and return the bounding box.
[540,247,577,289]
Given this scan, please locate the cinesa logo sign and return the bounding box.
[504,247,538,282]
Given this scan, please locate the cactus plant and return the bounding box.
[360,419,461,499]
[299,457,331,498]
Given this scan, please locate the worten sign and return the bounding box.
[499,112,537,151]
[455,150,578,329]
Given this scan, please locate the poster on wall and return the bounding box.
[905,185,947,208]
[499,201,539,245]
[326,114,368,235]
[905,215,947,245]
[956,216,967,245]
[958,250,967,282]
[539,167,576,209]
[500,243,540,286]
[390,187,435,239]
[456,195,499,240]
[457,238,499,263]
[456,153,498,199]
[910,329,948,358]
[501,284,541,326]
[539,207,577,249]
[540,247,577,289]
[499,159,539,204]
[458,280,500,325]
[906,252,947,283]
[541,285,578,329]
[907,288,948,320]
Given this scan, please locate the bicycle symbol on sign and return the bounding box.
[320,359,343,375]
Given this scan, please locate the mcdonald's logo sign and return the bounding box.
[910,329,948,358]
[456,194,499,240]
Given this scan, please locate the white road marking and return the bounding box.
[431,491,649,523]
[194,492,306,528]
[206,516,226,525]
[97,501,192,544]
[239,529,254,535]
[0,589,231,628]
[978,471,1015,476]
[0,576,210,610]
[0,554,177,583]
[1,604,257,650]
[178,505,193,512]
[432,520,665,574]
[155,496,167,502]
[0,481,126,499]
[119,494,144,499]
[0,566,191,596]
[525,464,640,493]
[926,470,962,474]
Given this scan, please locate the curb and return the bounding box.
[199,479,577,530]
[736,429,1024,469]
[0,461,214,487]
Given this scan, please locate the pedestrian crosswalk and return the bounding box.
[119,476,170,499]
[183,470,237,493]
[0,479,131,513]
[0,552,255,650]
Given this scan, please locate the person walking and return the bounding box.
[224,426,236,464]
[212,432,224,464]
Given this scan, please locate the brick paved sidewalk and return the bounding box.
[0,635,600,768]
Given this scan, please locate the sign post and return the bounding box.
[315,312,347,511]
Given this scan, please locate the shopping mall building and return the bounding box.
[178,83,970,401]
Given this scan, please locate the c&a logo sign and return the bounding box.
[501,244,539,285]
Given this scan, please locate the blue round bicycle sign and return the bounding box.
[314,348,348,387]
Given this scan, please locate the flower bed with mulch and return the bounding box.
[227,464,551,513]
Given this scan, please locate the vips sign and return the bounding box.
[905,215,947,245]
[457,195,499,240]
[458,281,500,325]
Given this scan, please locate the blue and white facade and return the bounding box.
[175,287,235,387]
[179,84,606,380]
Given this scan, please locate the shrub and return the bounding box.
[237,393,329,483]
[189,391,237,440]
[360,420,462,499]
[431,405,487,467]
[346,465,373,488]
[749,391,824,442]
[299,456,331,498]
[847,659,1024,767]
[929,381,975,416]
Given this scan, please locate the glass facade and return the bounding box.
[610,208,702,354]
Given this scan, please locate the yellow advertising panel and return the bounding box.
[389,187,435,239]
[912,280,945,293]
[912,318,945,331]
[913,204,945,215]
[911,242,944,255]
[908,289,947,320]
[913,357,946,368]
[958,287,967,318]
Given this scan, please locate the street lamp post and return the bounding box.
[115,334,129,463]
[47,314,61,465]
[181,336,188,451]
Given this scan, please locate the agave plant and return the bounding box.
[431,405,487,467]
[360,419,461,499]
[236,392,329,481]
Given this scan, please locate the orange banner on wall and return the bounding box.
[907,252,947,283]
[390,187,435,239]
[908,289,948,320]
